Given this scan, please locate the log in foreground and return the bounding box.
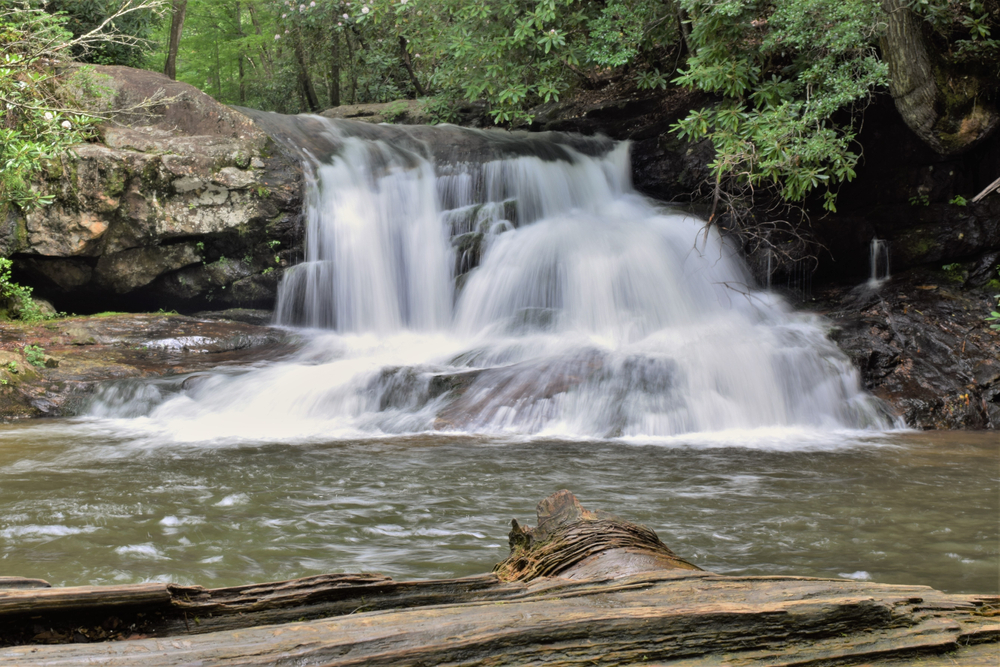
[1,491,997,666]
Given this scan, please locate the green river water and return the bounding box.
[1,424,995,594]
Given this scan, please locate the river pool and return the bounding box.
[1,424,995,594]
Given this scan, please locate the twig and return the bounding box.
[971,175,1000,203]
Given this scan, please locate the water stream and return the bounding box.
[0,118,995,593]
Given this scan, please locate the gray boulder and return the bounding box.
[9,65,303,312]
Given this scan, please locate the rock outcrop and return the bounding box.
[8,66,303,313]
[0,312,294,421]
[820,267,1000,429]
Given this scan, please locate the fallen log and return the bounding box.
[494,488,700,581]
[1,491,997,666]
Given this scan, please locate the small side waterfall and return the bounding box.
[85,115,895,440]
[867,238,890,287]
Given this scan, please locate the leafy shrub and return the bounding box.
[23,343,45,366]
[0,257,48,321]
[671,0,888,212]
[0,2,103,214]
[45,0,161,68]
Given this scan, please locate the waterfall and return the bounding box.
[867,238,890,287]
[273,131,452,331]
[85,115,895,440]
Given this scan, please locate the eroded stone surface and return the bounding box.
[8,66,303,312]
[0,313,295,421]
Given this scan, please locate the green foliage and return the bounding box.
[586,1,660,68]
[941,262,966,283]
[949,194,968,206]
[381,99,408,122]
[909,193,931,206]
[988,296,1000,330]
[23,343,45,366]
[153,1,677,123]
[635,68,667,91]
[46,0,161,67]
[0,6,101,213]
[908,0,999,65]
[0,257,49,321]
[671,0,888,211]
[420,96,460,124]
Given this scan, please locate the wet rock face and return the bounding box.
[820,269,1000,429]
[0,313,295,421]
[526,87,714,202]
[8,66,303,313]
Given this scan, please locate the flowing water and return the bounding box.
[1,118,995,593]
[0,426,995,593]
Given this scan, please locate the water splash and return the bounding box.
[85,116,895,441]
[867,238,891,288]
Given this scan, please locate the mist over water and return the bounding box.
[88,117,894,441]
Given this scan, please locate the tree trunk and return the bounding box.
[246,2,274,78]
[880,0,998,155]
[674,1,692,57]
[398,36,426,98]
[293,30,321,112]
[345,32,358,104]
[212,30,223,98]
[329,30,341,107]
[163,0,188,80]
[235,1,246,104]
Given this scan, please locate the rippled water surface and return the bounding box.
[0,424,995,594]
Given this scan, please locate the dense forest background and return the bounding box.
[1,0,998,218]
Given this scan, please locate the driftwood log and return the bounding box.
[1,491,997,666]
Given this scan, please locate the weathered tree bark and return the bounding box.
[880,0,998,155]
[495,488,700,581]
[1,491,997,665]
[163,0,188,81]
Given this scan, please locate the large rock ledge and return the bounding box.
[0,311,296,421]
[816,267,1000,429]
[4,66,304,313]
[0,491,996,665]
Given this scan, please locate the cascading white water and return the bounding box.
[274,132,453,331]
[867,238,891,287]
[85,117,895,441]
